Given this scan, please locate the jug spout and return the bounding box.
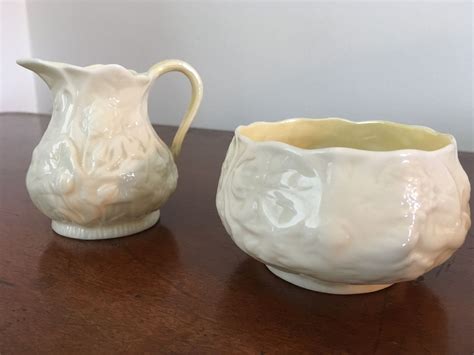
[17,58,65,89]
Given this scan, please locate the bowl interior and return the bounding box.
[238,119,453,152]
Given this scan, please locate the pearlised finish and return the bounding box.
[2,113,474,353]
[216,118,471,294]
[17,58,203,239]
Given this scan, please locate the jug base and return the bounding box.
[51,210,161,240]
[266,265,393,294]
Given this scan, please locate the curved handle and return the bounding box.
[148,60,203,159]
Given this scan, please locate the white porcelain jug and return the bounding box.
[17,58,203,240]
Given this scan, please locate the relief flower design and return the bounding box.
[228,147,322,237]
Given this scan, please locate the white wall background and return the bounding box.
[2,0,473,151]
[0,0,37,112]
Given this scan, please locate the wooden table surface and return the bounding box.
[0,113,472,354]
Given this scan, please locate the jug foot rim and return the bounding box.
[51,210,160,240]
[266,265,393,295]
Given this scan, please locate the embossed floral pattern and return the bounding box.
[216,124,471,286]
[25,63,177,228]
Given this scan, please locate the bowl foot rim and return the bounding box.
[266,265,393,295]
[51,210,160,240]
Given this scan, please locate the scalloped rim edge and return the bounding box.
[236,117,457,155]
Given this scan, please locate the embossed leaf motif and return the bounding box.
[87,135,148,175]
[231,151,321,231]
[53,89,72,114]
[55,170,75,194]
[97,183,119,204]
[23,60,181,229]
[379,159,437,222]
[45,139,79,195]
[83,97,121,138]
[90,136,125,173]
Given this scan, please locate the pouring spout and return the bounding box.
[17,58,65,89]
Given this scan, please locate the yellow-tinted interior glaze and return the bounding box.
[239,119,453,151]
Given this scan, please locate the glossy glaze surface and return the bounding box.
[1,113,474,353]
[17,58,203,239]
[216,118,471,294]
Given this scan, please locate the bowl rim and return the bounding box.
[235,117,457,155]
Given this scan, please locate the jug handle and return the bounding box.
[148,60,203,160]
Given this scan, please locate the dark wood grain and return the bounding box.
[0,113,472,354]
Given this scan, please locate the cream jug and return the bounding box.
[17,58,203,240]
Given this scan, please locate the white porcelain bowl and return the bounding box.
[216,118,471,294]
